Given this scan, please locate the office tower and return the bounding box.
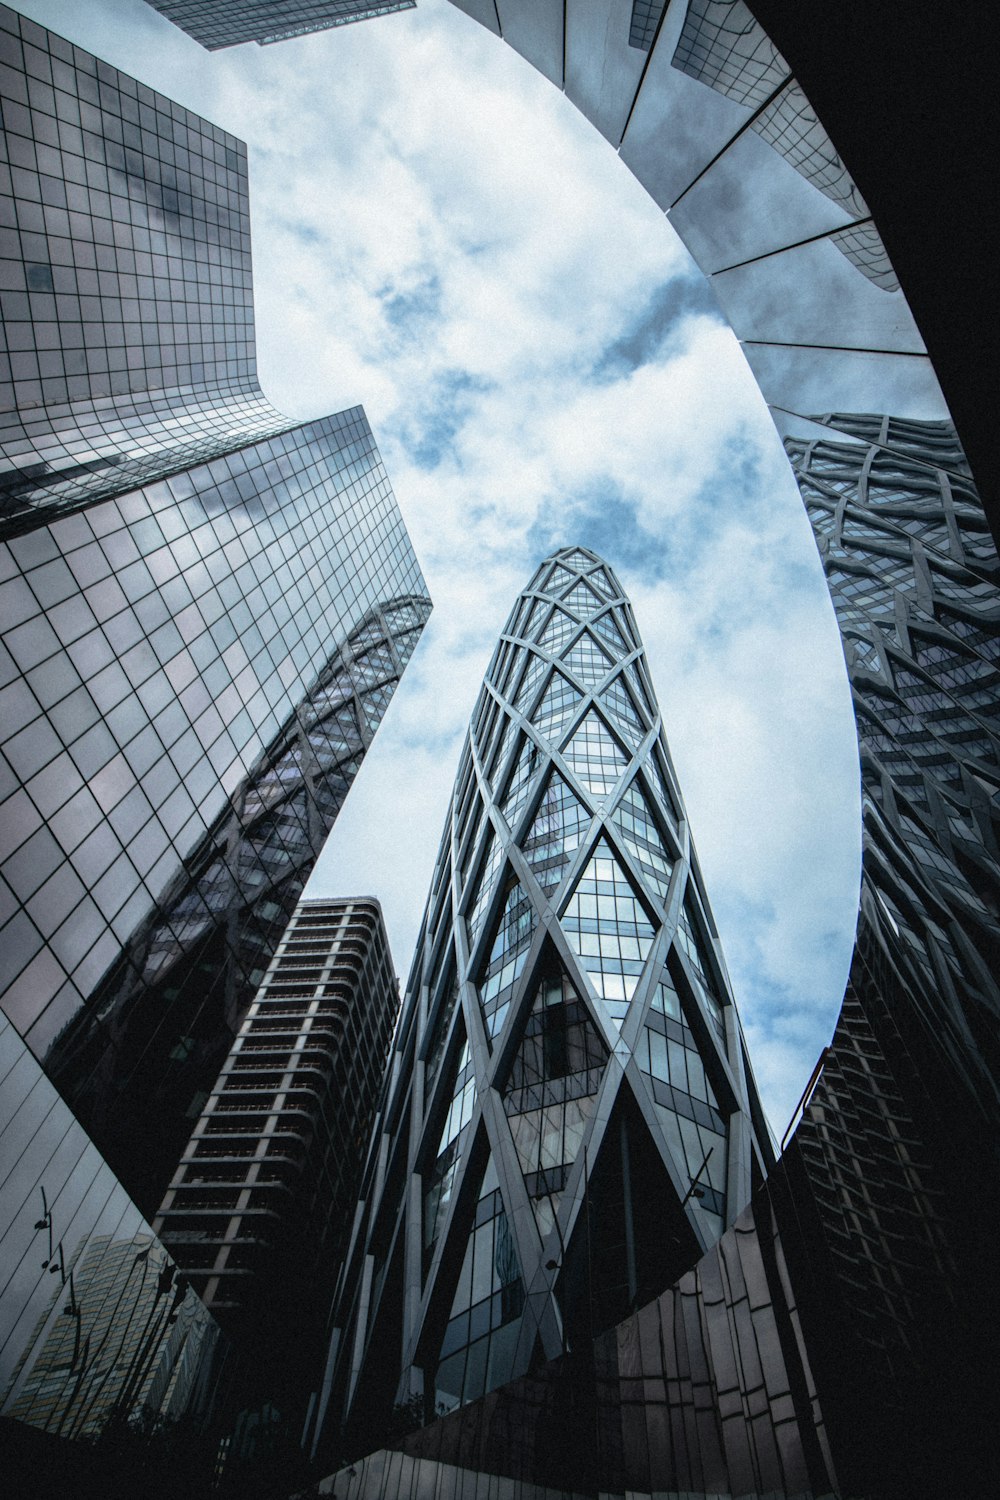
[318,420,1000,1497]
[0,7,425,1478]
[34,585,428,1216]
[153,897,400,1415]
[146,1,416,51]
[0,17,428,1478]
[4,0,996,1491]
[780,413,1000,1488]
[318,546,771,1455]
[0,11,429,1227]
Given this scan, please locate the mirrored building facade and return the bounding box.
[146,0,416,51]
[317,547,772,1457]
[0,8,429,1218]
[444,0,949,471]
[788,414,1000,1131]
[0,5,296,537]
[300,4,996,1489]
[4,0,999,1492]
[1,9,429,1471]
[1,1008,229,1452]
[31,586,427,1213]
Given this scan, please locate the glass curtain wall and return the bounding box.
[319,546,772,1455]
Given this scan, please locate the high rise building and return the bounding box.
[318,546,771,1455]
[0,10,429,1221]
[153,897,400,1416]
[317,419,1000,1498]
[0,10,428,1471]
[33,586,429,1215]
[146,1,416,51]
[5,0,997,1492]
[0,6,292,537]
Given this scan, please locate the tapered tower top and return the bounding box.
[325,543,772,1447]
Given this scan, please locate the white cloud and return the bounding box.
[22,0,862,1135]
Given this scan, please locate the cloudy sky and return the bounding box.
[25,0,861,1135]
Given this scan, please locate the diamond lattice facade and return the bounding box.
[318,422,1000,1499]
[789,414,1000,1130]
[317,546,771,1455]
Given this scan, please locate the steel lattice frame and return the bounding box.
[328,547,771,1434]
[789,415,1000,1126]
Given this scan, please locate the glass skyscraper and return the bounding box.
[5,1,999,1494]
[0,9,428,1466]
[32,583,429,1211]
[788,414,1000,1128]
[321,426,1000,1497]
[0,1006,228,1454]
[318,546,771,1454]
[0,8,294,537]
[146,1,416,51]
[0,9,429,1216]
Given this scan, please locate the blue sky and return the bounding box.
[24,0,861,1135]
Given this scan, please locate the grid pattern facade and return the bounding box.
[318,547,770,1457]
[670,1,896,289]
[0,14,430,1234]
[153,898,398,1407]
[147,1,416,52]
[0,407,427,1210]
[0,5,303,537]
[26,588,427,1216]
[672,0,787,109]
[628,2,667,53]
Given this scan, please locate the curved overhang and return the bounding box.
[446,0,990,522]
[745,0,996,527]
